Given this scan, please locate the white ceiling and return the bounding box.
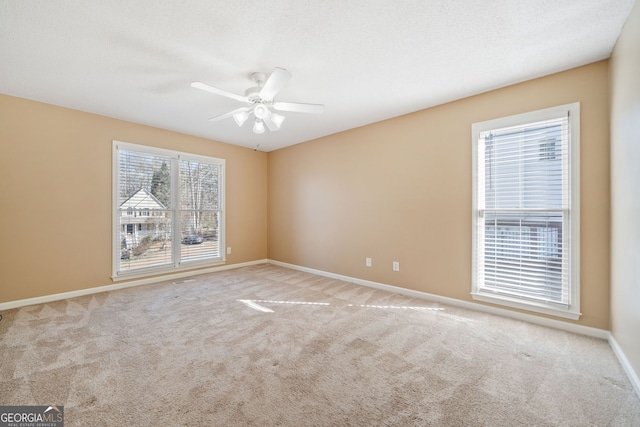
[0,1,635,152]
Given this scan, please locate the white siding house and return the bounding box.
[119,188,168,248]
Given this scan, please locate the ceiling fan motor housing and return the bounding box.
[245,86,264,102]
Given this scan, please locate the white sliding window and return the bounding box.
[472,103,580,320]
[113,141,225,279]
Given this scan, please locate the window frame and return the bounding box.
[112,141,226,280]
[471,103,580,320]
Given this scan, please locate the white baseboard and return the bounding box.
[267,259,609,340]
[608,333,640,400]
[0,259,268,311]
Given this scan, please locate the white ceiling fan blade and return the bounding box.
[259,67,291,100]
[208,108,250,122]
[191,81,248,103]
[263,115,279,132]
[273,101,324,114]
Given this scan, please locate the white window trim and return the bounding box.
[471,103,581,320]
[112,141,226,281]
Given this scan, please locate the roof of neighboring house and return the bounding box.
[120,188,166,210]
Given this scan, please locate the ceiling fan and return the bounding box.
[191,67,324,134]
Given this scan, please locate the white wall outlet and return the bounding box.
[393,261,400,271]
[226,247,232,255]
[366,257,372,267]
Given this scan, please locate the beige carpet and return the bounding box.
[1,264,639,426]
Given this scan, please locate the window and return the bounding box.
[472,103,580,320]
[113,141,225,278]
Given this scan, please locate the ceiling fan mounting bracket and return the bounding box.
[251,72,266,87]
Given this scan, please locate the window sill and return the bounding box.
[112,258,226,282]
[471,291,581,321]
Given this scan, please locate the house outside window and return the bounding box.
[471,103,580,320]
[113,141,225,278]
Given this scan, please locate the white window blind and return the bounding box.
[113,142,225,278]
[179,159,223,263]
[472,104,580,319]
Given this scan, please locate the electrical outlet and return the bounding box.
[393,261,400,271]
[366,257,372,267]
[226,247,232,255]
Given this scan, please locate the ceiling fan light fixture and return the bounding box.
[253,119,265,134]
[254,104,269,120]
[233,110,250,127]
[270,112,285,129]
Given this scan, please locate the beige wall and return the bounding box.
[0,62,613,331]
[610,0,640,385]
[268,61,610,329]
[0,94,268,303]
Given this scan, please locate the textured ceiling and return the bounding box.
[0,1,635,151]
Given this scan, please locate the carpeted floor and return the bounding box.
[1,264,639,426]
